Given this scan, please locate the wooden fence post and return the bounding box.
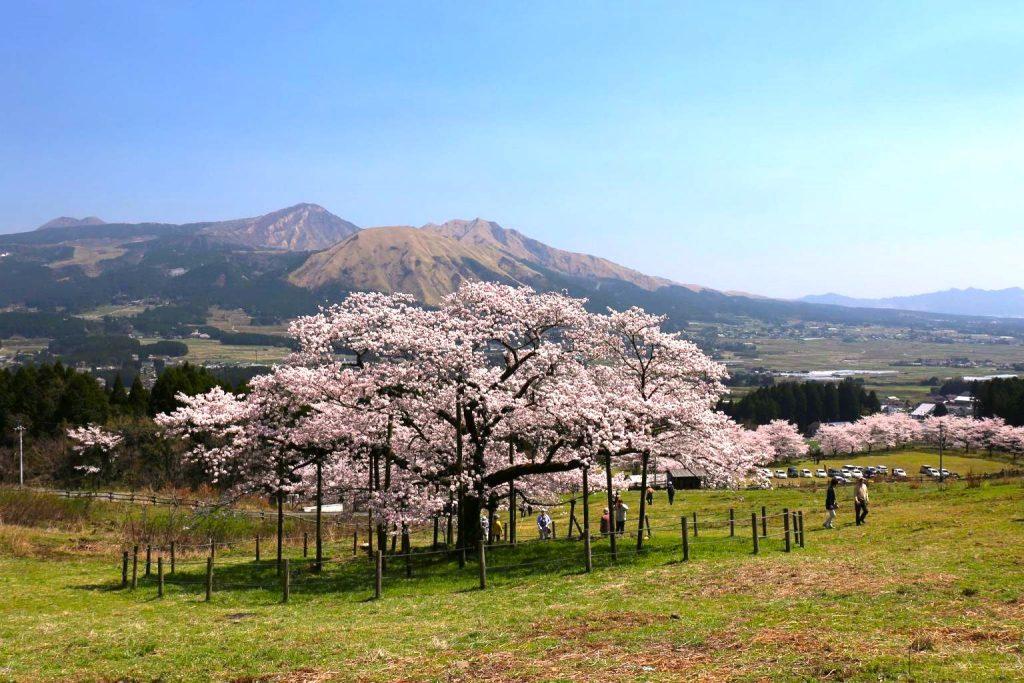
[729,508,735,537]
[751,512,759,555]
[131,545,138,589]
[478,542,487,590]
[145,544,152,577]
[761,505,767,537]
[584,530,592,573]
[157,557,164,598]
[353,530,358,557]
[798,511,805,548]
[783,508,791,553]
[681,516,689,561]
[170,541,176,574]
[255,534,261,562]
[374,550,383,599]
[303,532,308,558]
[282,559,290,603]
[692,511,698,538]
[568,500,576,540]
[205,557,213,602]
[791,511,799,547]
[121,551,129,588]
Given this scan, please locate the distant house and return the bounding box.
[910,403,936,419]
[665,465,708,490]
[947,395,975,417]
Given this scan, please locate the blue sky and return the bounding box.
[2,2,1022,298]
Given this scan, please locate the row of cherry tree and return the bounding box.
[71,284,803,570]
[815,412,1024,459]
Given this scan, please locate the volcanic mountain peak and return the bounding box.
[37,216,106,230]
[201,203,359,251]
[288,225,544,305]
[422,218,673,292]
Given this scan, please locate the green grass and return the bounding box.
[1,476,1023,681]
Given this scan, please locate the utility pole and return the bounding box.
[15,423,26,486]
[938,423,945,484]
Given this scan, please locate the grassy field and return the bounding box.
[2,472,1023,681]
[139,337,291,365]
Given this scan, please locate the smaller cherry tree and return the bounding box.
[67,424,123,486]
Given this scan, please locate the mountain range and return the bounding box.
[801,288,1024,319]
[2,203,1023,336]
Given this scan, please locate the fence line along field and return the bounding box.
[2,472,1023,681]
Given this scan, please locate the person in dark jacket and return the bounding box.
[824,478,838,529]
[666,478,675,505]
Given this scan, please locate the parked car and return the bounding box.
[833,476,849,485]
[919,465,934,475]
[828,468,842,477]
[816,469,827,478]
[876,465,888,474]
[801,469,813,478]
[893,468,907,478]
[762,468,773,478]
[787,466,799,478]
[775,469,788,478]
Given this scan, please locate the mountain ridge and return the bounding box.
[800,287,1024,318]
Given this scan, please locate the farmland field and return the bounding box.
[2,472,1023,681]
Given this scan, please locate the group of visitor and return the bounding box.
[823,477,869,529]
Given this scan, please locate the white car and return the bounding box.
[876,465,888,473]
[762,468,773,478]
[816,469,827,478]
[775,469,788,478]
[893,468,907,478]
[801,469,813,478]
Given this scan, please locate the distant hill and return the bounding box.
[200,203,359,251]
[801,287,1024,318]
[37,216,106,230]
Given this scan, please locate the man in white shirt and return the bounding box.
[854,479,869,526]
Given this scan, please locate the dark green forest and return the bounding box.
[720,378,882,433]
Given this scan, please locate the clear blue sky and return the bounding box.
[2,2,1022,298]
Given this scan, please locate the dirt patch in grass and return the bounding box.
[682,557,957,600]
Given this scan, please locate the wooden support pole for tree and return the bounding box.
[255,534,261,562]
[692,511,698,538]
[353,530,358,556]
[583,465,592,572]
[303,532,308,558]
[783,508,791,553]
[645,514,652,539]
[374,550,383,599]
[584,530,593,573]
[145,544,152,577]
[282,559,290,603]
[205,557,213,602]
[121,550,129,588]
[157,557,164,598]
[751,512,759,555]
[478,541,487,590]
[170,541,175,574]
[131,545,138,590]
[433,516,439,548]
[761,505,767,537]
[681,516,689,561]
[729,508,735,537]
[403,528,412,579]
[568,500,576,540]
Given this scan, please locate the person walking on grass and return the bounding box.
[599,508,611,537]
[666,478,675,506]
[614,499,629,535]
[537,509,552,540]
[854,477,869,525]
[824,478,838,529]
[646,485,655,506]
[492,517,504,542]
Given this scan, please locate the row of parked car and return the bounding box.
[763,463,956,484]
